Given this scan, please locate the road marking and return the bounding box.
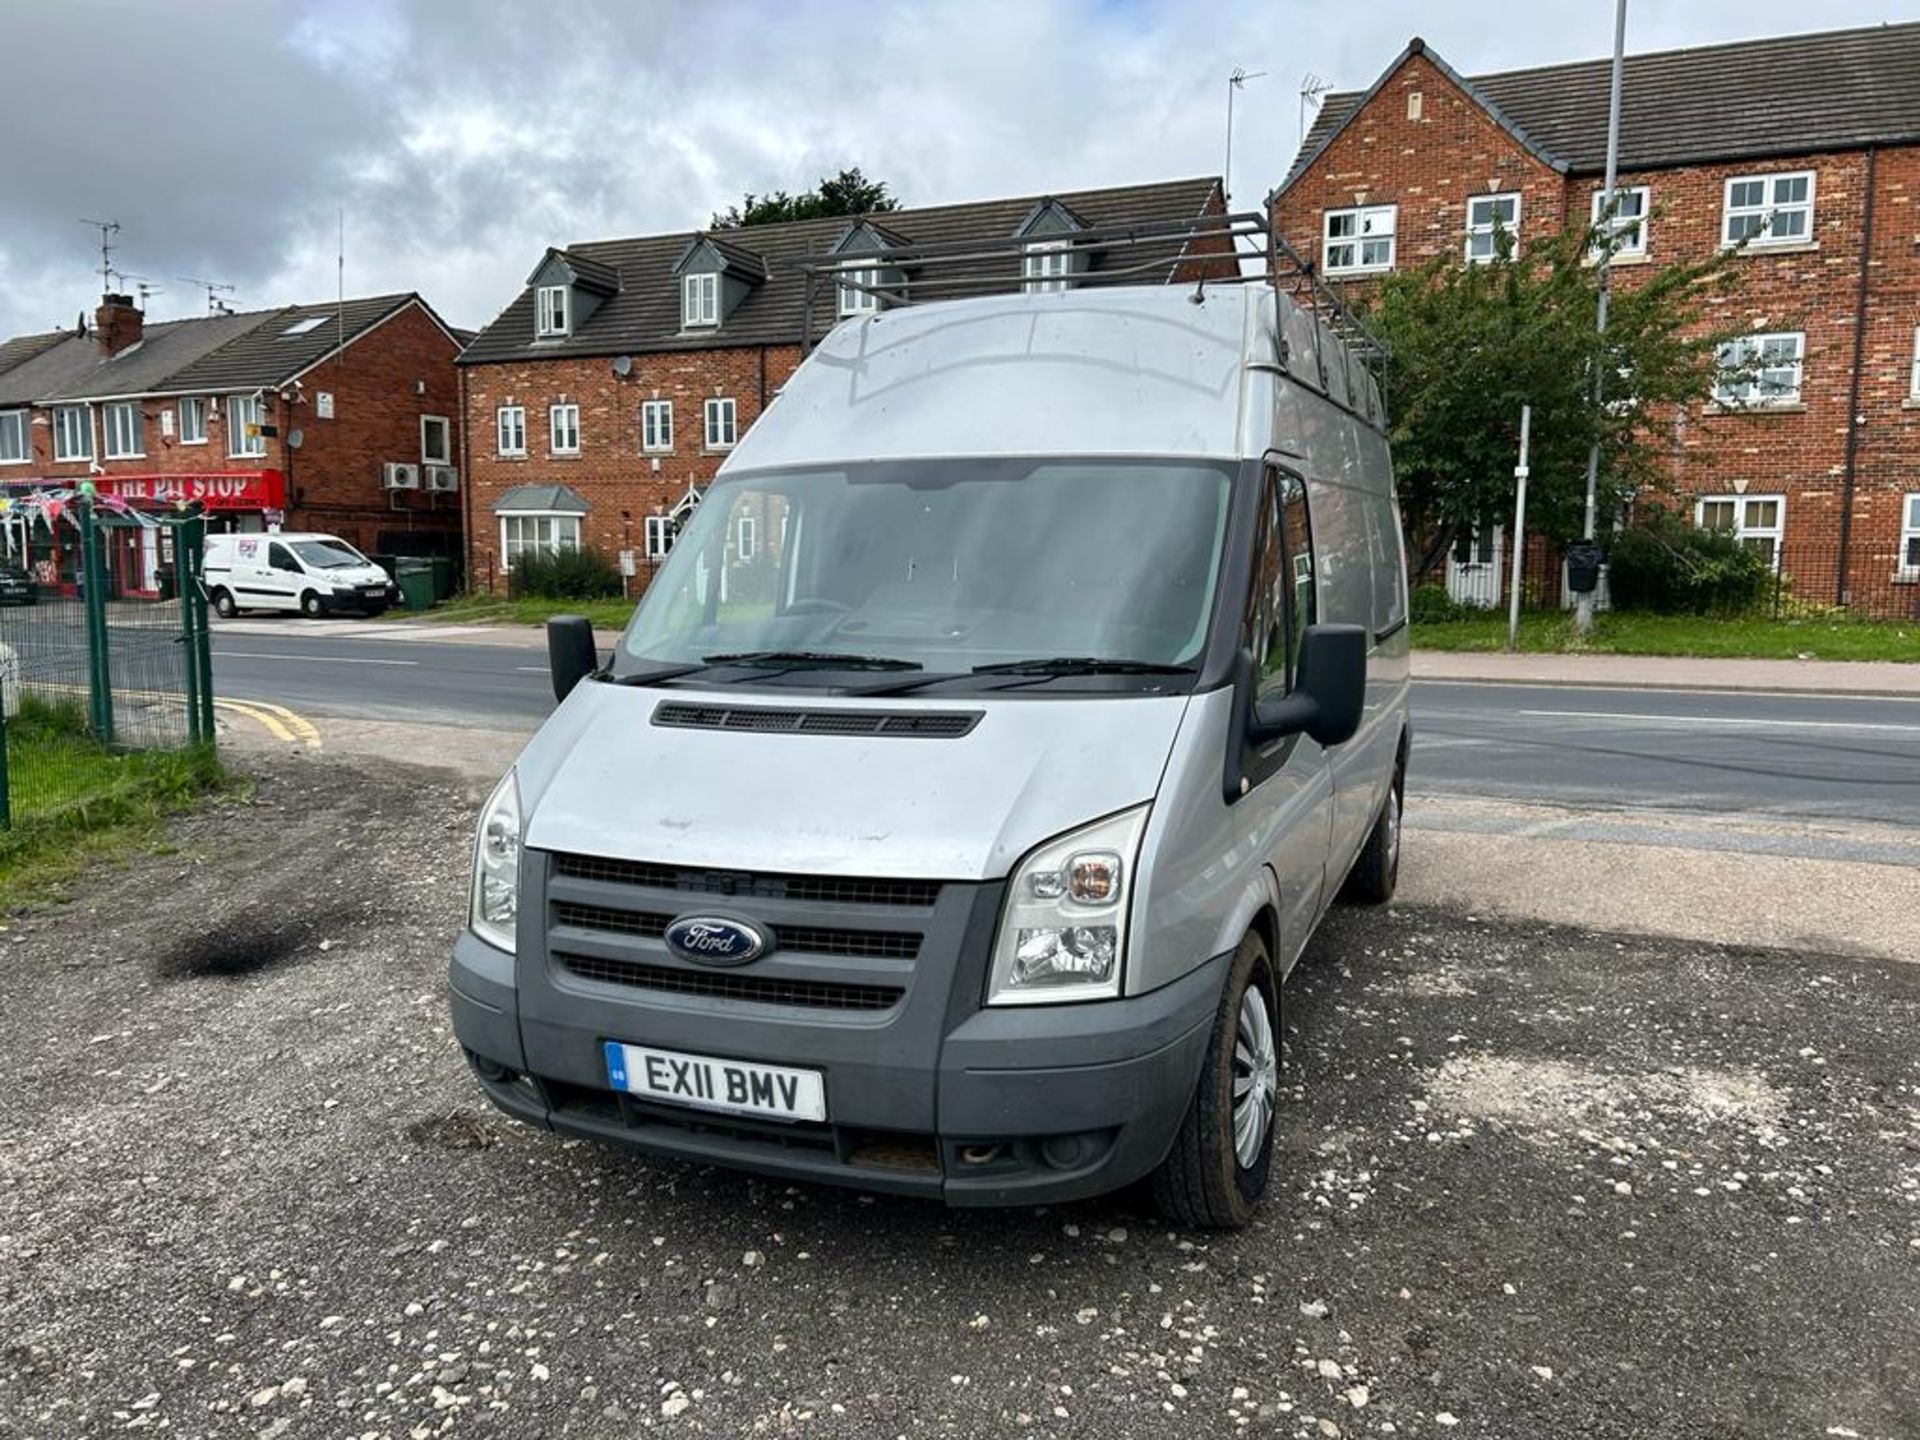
[214,697,323,749]
[1519,708,1920,735]
[514,665,548,673]
[1415,678,1920,705]
[214,650,419,667]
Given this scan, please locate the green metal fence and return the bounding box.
[0,496,215,830]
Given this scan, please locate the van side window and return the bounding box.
[1248,467,1316,698]
[268,542,299,572]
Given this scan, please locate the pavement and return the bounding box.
[1413,648,1920,697]
[2,754,1917,1440]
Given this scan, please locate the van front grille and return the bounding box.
[551,853,941,908]
[555,952,904,1011]
[553,900,922,960]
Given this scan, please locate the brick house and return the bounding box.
[1271,21,1920,618]
[457,177,1230,594]
[0,292,465,595]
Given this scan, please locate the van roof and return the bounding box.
[729,285,1299,471]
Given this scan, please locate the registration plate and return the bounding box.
[603,1041,827,1123]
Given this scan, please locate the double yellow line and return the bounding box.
[214,697,322,749]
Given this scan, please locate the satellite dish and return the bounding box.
[287,428,304,450]
[612,355,632,377]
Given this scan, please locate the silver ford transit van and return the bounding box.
[451,267,1409,1228]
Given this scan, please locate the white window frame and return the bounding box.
[683,272,719,329]
[177,396,207,445]
[549,403,580,456]
[1464,192,1522,264]
[1590,185,1651,259]
[496,404,526,457]
[644,514,675,560]
[498,511,582,571]
[1900,493,1920,578]
[735,513,757,562]
[641,399,674,453]
[703,396,737,450]
[53,404,94,462]
[420,414,452,465]
[226,393,266,458]
[102,400,143,459]
[1021,241,1074,294]
[1696,494,1785,570]
[535,285,570,337]
[1713,332,1804,408]
[1722,171,1815,248]
[1323,205,1397,275]
[0,409,28,465]
[1910,327,1920,400]
[838,263,882,316]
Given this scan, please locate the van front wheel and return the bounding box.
[300,590,325,618]
[1150,931,1278,1230]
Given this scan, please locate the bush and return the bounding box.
[507,547,622,601]
[1605,512,1773,615]
[1409,582,1474,625]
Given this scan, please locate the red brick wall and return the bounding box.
[1274,51,1920,618]
[284,301,465,556]
[462,344,800,593]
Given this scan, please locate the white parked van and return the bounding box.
[204,532,396,618]
[451,224,1410,1228]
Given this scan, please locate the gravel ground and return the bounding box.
[2,755,1917,1439]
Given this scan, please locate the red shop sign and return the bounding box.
[95,471,287,511]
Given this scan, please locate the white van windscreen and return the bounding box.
[290,540,368,569]
[620,459,1233,678]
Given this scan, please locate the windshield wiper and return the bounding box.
[606,662,711,687]
[702,650,922,671]
[969,656,1196,677]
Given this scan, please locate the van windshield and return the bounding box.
[616,458,1233,686]
[290,539,367,569]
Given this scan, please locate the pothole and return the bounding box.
[1427,1055,1788,1144]
[407,1111,499,1152]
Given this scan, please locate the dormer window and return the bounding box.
[838,264,882,318]
[1022,240,1074,293]
[536,285,570,337]
[683,273,719,329]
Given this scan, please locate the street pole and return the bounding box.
[1508,405,1532,654]
[1574,0,1628,637]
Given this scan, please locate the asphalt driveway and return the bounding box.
[1,756,1915,1439]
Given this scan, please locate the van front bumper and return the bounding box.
[450,926,1224,1207]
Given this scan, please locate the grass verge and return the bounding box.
[408,594,636,631]
[0,698,231,911]
[1414,610,1920,662]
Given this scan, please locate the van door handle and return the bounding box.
[1372,618,1407,644]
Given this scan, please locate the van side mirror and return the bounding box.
[1248,623,1367,747]
[547,616,598,702]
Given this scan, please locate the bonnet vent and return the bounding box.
[652,702,980,738]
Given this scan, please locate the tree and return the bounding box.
[711,167,900,228]
[1368,217,1755,565]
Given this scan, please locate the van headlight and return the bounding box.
[470,769,522,952]
[987,805,1151,1006]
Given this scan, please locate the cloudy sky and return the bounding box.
[0,0,1903,342]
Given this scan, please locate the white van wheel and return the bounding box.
[300,590,325,618]
[211,588,237,619]
[1340,773,1402,906]
[1150,931,1278,1230]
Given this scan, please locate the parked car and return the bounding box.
[0,564,36,606]
[204,532,396,618]
[450,280,1410,1228]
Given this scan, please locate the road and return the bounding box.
[208,619,1920,831]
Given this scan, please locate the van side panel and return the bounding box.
[1131,687,1330,994]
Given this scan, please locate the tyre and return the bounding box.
[1339,771,1402,905]
[1150,930,1279,1230]
[300,590,325,618]
[211,588,237,619]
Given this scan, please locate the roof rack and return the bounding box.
[796,208,1388,373]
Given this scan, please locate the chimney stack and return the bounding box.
[95,293,143,356]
